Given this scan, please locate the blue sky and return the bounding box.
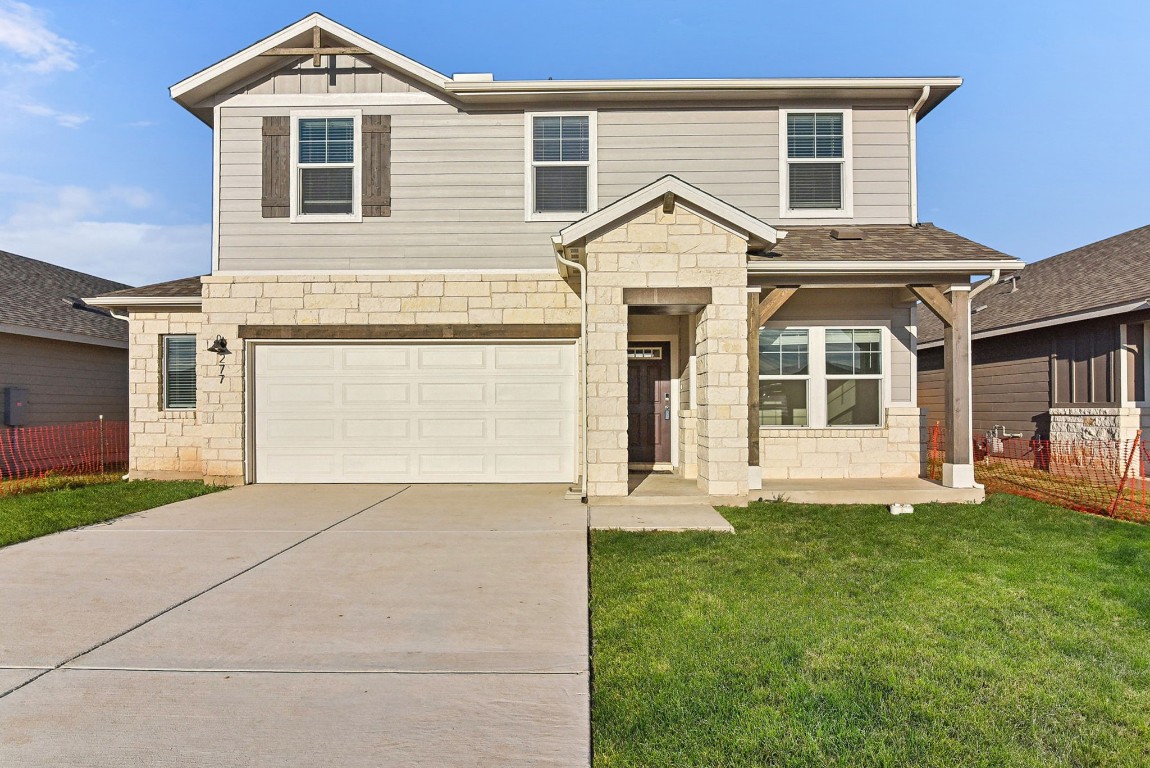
[0,0,1146,285]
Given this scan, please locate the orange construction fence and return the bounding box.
[0,420,129,490]
[928,422,1150,523]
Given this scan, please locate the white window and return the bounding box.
[759,326,884,428]
[525,112,597,221]
[163,335,197,410]
[291,111,361,222]
[779,109,853,218]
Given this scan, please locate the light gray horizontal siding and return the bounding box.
[0,333,128,426]
[216,71,913,271]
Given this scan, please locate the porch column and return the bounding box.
[696,287,750,498]
[747,289,762,490]
[584,286,630,497]
[942,287,976,487]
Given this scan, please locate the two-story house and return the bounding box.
[90,13,1022,503]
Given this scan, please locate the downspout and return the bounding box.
[908,85,930,225]
[553,238,589,502]
[968,269,1001,301]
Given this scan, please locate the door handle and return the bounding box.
[664,406,671,421]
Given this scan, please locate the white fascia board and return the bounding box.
[448,76,963,94]
[170,13,450,113]
[917,299,1150,350]
[558,175,783,249]
[84,296,202,309]
[0,322,128,350]
[748,259,1023,275]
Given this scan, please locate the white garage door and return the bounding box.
[253,343,577,483]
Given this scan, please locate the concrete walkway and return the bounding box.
[0,484,590,767]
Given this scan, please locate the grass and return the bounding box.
[0,480,225,548]
[591,494,1150,767]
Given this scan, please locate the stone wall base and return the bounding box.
[760,407,925,481]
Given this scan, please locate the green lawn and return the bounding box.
[591,494,1150,767]
[0,480,225,548]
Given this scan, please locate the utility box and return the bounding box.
[4,387,28,427]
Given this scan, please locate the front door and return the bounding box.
[627,343,672,465]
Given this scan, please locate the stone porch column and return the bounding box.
[942,286,975,487]
[696,286,750,497]
[584,284,629,497]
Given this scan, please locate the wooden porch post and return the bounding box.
[942,286,975,486]
[747,290,761,488]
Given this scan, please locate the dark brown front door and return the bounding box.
[627,343,672,464]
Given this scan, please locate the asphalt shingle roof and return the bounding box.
[918,225,1150,344]
[96,276,204,300]
[0,250,130,343]
[756,223,1015,262]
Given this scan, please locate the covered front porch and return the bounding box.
[552,176,1022,505]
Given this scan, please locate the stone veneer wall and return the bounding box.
[1048,407,1145,443]
[196,273,581,485]
[760,406,925,480]
[583,205,749,498]
[127,309,203,480]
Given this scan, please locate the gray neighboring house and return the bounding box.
[0,250,130,427]
[918,225,1150,445]
[89,13,1025,501]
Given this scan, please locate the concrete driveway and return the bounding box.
[0,484,589,767]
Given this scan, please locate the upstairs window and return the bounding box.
[781,110,852,217]
[163,335,197,410]
[527,113,596,219]
[296,115,357,218]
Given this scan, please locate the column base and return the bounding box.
[942,463,979,489]
[748,465,763,491]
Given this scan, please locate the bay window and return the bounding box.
[759,326,885,428]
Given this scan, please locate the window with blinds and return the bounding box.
[530,115,593,215]
[163,335,196,410]
[298,117,354,215]
[785,112,847,211]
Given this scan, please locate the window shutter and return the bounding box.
[261,116,290,218]
[362,114,391,217]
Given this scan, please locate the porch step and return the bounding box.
[590,494,746,507]
[757,479,984,505]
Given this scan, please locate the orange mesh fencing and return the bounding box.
[0,420,129,494]
[927,422,1150,523]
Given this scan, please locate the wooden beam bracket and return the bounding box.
[908,285,954,326]
[757,286,799,326]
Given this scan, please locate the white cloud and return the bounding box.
[0,1,77,73]
[18,102,88,128]
[0,179,210,285]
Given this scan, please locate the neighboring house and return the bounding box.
[919,225,1150,446]
[0,250,129,428]
[89,13,1022,501]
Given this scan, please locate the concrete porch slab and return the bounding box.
[0,668,589,768]
[590,472,746,507]
[758,477,985,505]
[590,504,735,533]
[0,668,47,697]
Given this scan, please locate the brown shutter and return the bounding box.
[261,116,290,218]
[362,114,392,217]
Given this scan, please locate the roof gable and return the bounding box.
[171,13,450,123]
[555,176,783,253]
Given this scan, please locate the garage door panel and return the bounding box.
[254,343,575,483]
[342,346,410,370]
[261,347,337,372]
[419,346,485,369]
[342,382,411,405]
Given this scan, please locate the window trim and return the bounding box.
[289,109,362,223]
[162,334,197,411]
[759,324,888,429]
[778,108,854,220]
[524,111,598,222]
